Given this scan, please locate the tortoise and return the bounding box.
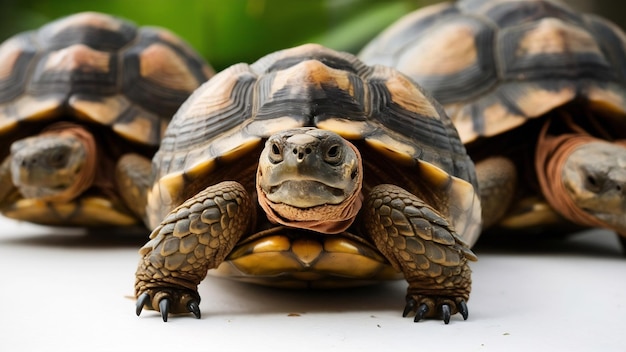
[359,0,626,245]
[133,43,482,324]
[0,12,213,227]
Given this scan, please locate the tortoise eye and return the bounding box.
[48,148,70,168]
[269,141,283,164]
[584,171,602,193]
[324,144,342,165]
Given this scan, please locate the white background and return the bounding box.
[1,217,625,352]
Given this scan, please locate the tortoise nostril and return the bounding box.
[585,174,600,192]
[20,157,34,168]
[294,146,312,160]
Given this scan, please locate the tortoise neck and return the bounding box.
[256,141,363,234]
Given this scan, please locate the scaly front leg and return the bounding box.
[135,181,253,321]
[363,184,477,324]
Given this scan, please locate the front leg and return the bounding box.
[363,184,477,324]
[115,153,152,224]
[475,156,517,229]
[135,181,254,321]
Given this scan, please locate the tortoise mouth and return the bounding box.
[16,184,72,200]
[266,180,347,208]
[582,207,626,229]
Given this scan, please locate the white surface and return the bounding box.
[1,217,625,352]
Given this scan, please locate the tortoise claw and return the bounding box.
[459,300,469,320]
[134,288,201,321]
[441,304,451,324]
[159,298,170,322]
[187,300,201,319]
[413,303,429,323]
[405,296,469,323]
[136,292,150,316]
[403,298,416,317]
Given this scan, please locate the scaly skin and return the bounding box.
[362,184,476,323]
[135,181,253,321]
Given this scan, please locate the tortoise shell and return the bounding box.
[147,43,481,286]
[359,0,626,144]
[0,12,213,226]
[359,0,626,235]
[0,11,212,150]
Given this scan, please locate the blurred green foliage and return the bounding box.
[0,0,434,71]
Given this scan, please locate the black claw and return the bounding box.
[159,299,170,322]
[441,304,451,324]
[459,301,469,320]
[414,303,429,322]
[136,293,149,316]
[403,299,416,317]
[187,301,201,319]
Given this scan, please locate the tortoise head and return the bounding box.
[562,141,626,233]
[256,128,363,234]
[10,130,96,202]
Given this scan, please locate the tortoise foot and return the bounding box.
[403,295,468,324]
[135,181,253,322]
[135,289,201,322]
[363,184,474,324]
